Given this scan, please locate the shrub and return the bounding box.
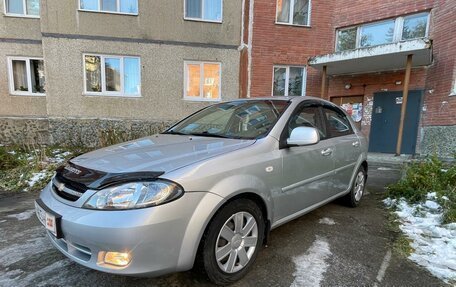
[387,155,456,223]
[0,146,24,171]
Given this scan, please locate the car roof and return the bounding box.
[230,96,334,105]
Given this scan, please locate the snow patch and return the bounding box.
[6,209,36,221]
[27,172,47,187]
[318,217,336,225]
[384,196,456,283]
[290,237,332,287]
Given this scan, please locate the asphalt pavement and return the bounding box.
[0,165,447,286]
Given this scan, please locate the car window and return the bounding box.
[322,106,354,138]
[166,100,289,140]
[287,105,327,139]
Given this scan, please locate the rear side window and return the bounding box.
[322,106,354,138]
[287,104,327,140]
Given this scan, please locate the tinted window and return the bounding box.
[322,106,354,138]
[287,105,327,139]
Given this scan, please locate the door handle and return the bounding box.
[352,141,360,147]
[321,148,333,156]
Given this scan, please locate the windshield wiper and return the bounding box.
[188,131,232,139]
[162,131,189,136]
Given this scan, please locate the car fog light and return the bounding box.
[104,252,131,267]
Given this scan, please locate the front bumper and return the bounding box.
[39,183,224,276]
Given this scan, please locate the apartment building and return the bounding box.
[0,0,242,145]
[243,0,455,157]
[1,0,455,157]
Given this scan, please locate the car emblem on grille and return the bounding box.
[57,183,65,192]
[64,165,82,175]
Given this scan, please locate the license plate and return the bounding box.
[35,200,61,238]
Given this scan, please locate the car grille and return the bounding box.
[49,233,92,262]
[52,174,88,202]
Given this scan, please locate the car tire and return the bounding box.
[342,166,367,208]
[200,199,265,286]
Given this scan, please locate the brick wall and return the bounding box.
[249,0,455,129]
[249,0,335,97]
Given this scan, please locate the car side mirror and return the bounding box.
[287,127,320,146]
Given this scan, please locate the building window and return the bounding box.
[7,57,45,96]
[4,0,40,17]
[79,0,138,15]
[184,61,221,101]
[84,54,141,96]
[273,66,306,97]
[276,0,311,26]
[185,0,222,22]
[336,12,430,51]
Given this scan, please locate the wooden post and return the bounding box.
[321,65,327,99]
[396,54,413,156]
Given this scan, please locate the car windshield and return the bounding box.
[164,100,290,140]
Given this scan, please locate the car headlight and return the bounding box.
[83,180,184,210]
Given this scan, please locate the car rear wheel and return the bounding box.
[200,199,265,285]
[342,166,366,207]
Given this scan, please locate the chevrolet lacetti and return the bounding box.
[35,96,368,285]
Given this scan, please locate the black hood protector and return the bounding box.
[55,161,164,191]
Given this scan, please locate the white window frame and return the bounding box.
[335,12,430,52]
[83,54,141,97]
[78,0,138,16]
[7,56,45,96]
[183,0,223,23]
[3,0,40,18]
[183,61,222,102]
[275,0,311,27]
[271,65,307,97]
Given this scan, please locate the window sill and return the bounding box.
[3,13,40,19]
[183,97,222,102]
[10,93,45,97]
[450,92,456,97]
[83,93,142,98]
[78,9,138,16]
[275,22,311,28]
[184,17,222,24]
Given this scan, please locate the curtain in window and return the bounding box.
[276,0,290,23]
[203,64,220,99]
[26,0,40,15]
[186,0,202,18]
[7,0,23,14]
[85,56,101,92]
[288,67,303,96]
[30,60,45,93]
[186,64,201,97]
[273,67,286,96]
[12,60,28,92]
[124,58,140,95]
[293,0,309,25]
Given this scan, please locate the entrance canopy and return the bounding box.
[308,38,432,75]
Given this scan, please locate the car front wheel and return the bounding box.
[200,199,265,285]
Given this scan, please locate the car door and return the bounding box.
[321,104,360,195]
[276,102,336,221]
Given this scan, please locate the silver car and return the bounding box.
[36,96,368,285]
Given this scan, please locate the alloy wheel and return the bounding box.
[215,211,258,273]
[354,171,365,201]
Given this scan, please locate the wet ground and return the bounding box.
[0,164,448,286]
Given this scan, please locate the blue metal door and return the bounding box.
[369,90,423,154]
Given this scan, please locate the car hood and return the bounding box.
[70,134,255,174]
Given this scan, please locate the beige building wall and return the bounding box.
[0,0,47,117]
[41,0,242,46]
[43,37,240,121]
